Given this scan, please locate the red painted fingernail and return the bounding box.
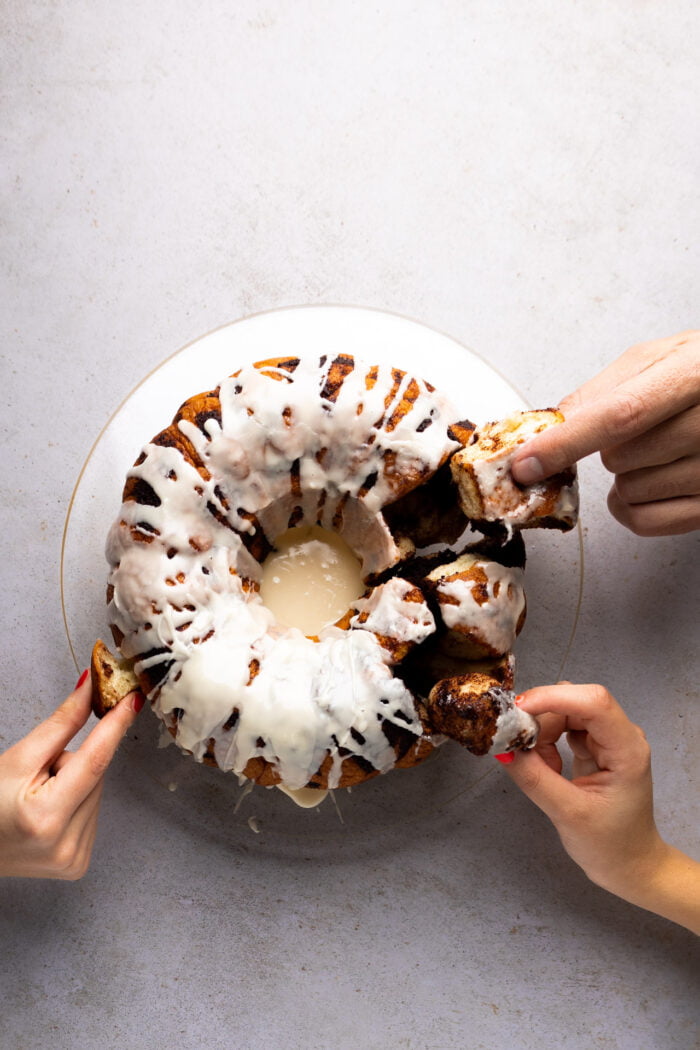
[495,752,515,764]
[76,669,89,689]
[514,694,525,705]
[132,693,145,713]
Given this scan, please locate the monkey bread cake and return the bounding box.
[94,354,578,799]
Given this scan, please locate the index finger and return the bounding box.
[51,692,143,810]
[516,684,641,768]
[559,332,693,411]
[9,676,93,775]
[511,336,700,482]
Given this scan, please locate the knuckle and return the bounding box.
[53,841,89,880]
[16,805,62,846]
[87,742,113,780]
[587,684,614,712]
[607,488,651,535]
[46,702,84,740]
[624,507,660,537]
[632,725,652,766]
[516,762,543,795]
[600,446,624,473]
[611,389,650,440]
[559,798,589,827]
[612,471,636,502]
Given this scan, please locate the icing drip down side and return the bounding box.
[106,356,461,790]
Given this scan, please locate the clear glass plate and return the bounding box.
[61,305,582,837]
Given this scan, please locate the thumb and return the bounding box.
[510,405,605,484]
[505,747,580,824]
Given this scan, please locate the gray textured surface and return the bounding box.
[1,3,699,1049]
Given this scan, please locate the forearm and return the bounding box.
[597,841,700,936]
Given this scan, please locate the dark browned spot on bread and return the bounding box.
[223,707,240,731]
[290,458,302,498]
[288,505,304,528]
[149,425,212,483]
[447,419,477,446]
[385,377,420,432]
[110,624,125,648]
[316,488,328,519]
[124,477,162,507]
[357,471,378,498]
[130,524,157,544]
[320,355,355,402]
[426,677,500,755]
[332,492,350,531]
[255,356,300,379]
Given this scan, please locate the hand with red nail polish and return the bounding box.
[0,668,143,880]
[503,683,700,935]
[511,330,700,536]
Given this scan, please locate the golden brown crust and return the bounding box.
[424,672,501,755]
[104,355,567,791]
[90,639,140,719]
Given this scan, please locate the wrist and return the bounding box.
[593,839,700,935]
[594,834,671,902]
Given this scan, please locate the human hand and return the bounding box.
[502,683,700,933]
[511,330,700,535]
[0,671,143,880]
[503,683,663,894]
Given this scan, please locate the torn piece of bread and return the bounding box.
[450,409,579,531]
[91,639,140,718]
[425,672,538,756]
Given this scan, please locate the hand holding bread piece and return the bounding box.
[450,409,579,531]
[91,639,142,718]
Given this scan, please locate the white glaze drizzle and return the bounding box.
[434,557,525,656]
[487,688,539,754]
[106,356,458,790]
[341,577,436,658]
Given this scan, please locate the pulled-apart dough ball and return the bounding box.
[450,409,578,530]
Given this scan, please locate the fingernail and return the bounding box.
[512,456,545,485]
[76,669,89,689]
[132,693,145,713]
[514,694,525,705]
[495,752,515,764]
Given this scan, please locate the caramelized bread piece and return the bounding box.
[91,639,141,718]
[425,671,538,755]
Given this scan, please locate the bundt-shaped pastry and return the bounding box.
[450,409,579,531]
[98,354,579,799]
[103,355,465,792]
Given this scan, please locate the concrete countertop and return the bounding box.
[1,3,698,1048]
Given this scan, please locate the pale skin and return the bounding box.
[502,683,700,935]
[0,673,142,880]
[511,330,700,536]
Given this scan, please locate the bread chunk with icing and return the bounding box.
[91,639,140,718]
[425,672,538,756]
[423,550,526,659]
[450,409,579,531]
